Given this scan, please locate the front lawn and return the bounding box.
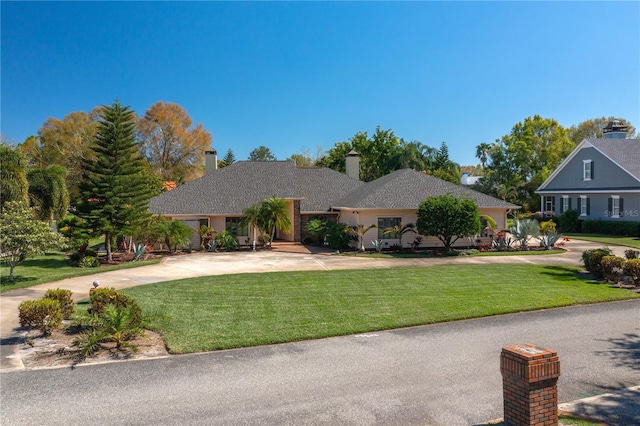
[125,264,638,354]
[0,252,161,293]
[564,233,640,249]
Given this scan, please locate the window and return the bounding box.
[583,160,593,181]
[578,196,589,216]
[561,196,570,214]
[378,217,401,239]
[226,217,248,236]
[544,196,555,214]
[609,196,621,218]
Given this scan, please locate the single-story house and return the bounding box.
[149,150,519,249]
[536,124,640,222]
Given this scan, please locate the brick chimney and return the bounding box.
[205,150,218,174]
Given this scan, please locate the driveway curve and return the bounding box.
[0,239,630,371]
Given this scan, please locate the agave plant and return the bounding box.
[509,219,540,250]
[539,232,562,250]
[132,243,147,261]
[371,239,384,253]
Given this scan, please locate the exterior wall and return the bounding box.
[544,147,638,191]
[543,193,640,222]
[276,200,296,242]
[338,208,507,250]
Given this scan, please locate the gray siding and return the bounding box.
[543,147,639,191]
[543,193,640,222]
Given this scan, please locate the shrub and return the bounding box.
[624,249,639,260]
[325,222,354,250]
[558,209,580,233]
[540,220,557,235]
[44,288,74,319]
[215,231,240,251]
[581,220,640,237]
[600,256,625,284]
[622,259,640,287]
[582,248,614,279]
[18,299,62,335]
[89,287,141,321]
[304,219,329,245]
[78,256,99,268]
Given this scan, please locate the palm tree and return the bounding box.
[347,224,377,251]
[27,165,70,228]
[383,222,417,250]
[475,143,491,169]
[262,197,291,246]
[242,203,267,248]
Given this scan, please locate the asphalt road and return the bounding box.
[2,299,639,425]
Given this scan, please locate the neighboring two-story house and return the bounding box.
[536,121,640,222]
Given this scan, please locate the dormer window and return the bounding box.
[583,160,593,181]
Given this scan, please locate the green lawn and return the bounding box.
[564,233,640,249]
[0,252,161,293]
[124,264,638,354]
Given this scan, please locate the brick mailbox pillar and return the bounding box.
[500,343,561,426]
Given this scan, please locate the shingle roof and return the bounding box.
[149,161,364,215]
[587,138,640,180]
[332,169,519,210]
[150,163,517,216]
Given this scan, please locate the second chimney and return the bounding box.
[346,150,360,180]
[205,150,218,174]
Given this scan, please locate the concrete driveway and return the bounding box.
[0,239,630,371]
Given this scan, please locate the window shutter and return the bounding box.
[608,198,612,213]
[577,197,582,213]
[568,198,572,210]
[586,198,591,215]
[620,198,624,216]
[560,199,564,214]
[591,161,594,179]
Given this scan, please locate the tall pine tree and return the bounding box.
[77,101,151,262]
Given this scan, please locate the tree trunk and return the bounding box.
[105,232,113,263]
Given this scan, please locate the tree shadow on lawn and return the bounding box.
[538,265,600,283]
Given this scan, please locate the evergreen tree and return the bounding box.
[77,101,152,262]
[219,148,236,168]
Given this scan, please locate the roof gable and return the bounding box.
[149,161,363,215]
[333,169,518,210]
[538,138,640,191]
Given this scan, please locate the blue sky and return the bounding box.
[2,1,639,167]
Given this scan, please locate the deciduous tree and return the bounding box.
[248,146,277,161]
[77,101,152,262]
[417,195,481,251]
[479,115,573,211]
[568,116,636,144]
[0,201,68,281]
[20,110,100,202]
[137,101,213,181]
